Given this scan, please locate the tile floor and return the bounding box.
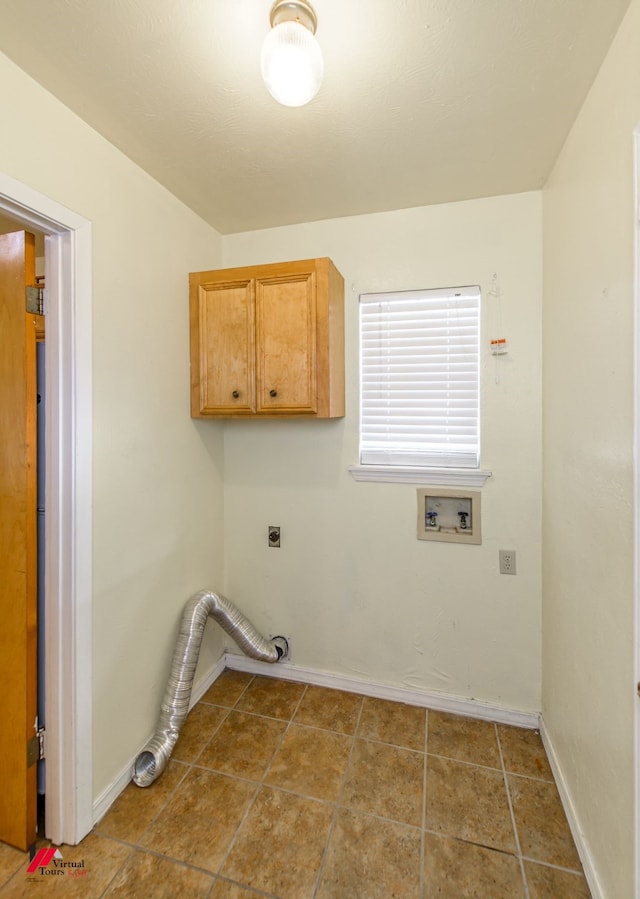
[0,670,591,897]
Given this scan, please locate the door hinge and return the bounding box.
[26,286,44,316]
[27,727,45,768]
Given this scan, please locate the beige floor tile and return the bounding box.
[498,726,554,781]
[210,879,267,898]
[358,697,426,751]
[425,755,517,854]
[423,832,525,898]
[316,808,421,899]
[96,760,189,843]
[172,703,229,763]
[198,710,287,780]
[341,738,424,826]
[140,768,256,873]
[16,685,585,899]
[201,670,254,707]
[102,850,214,897]
[2,834,131,898]
[293,685,363,734]
[221,786,333,899]
[428,711,501,769]
[0,842,27,887]
[524,861,591,898]
[235,676,305,720]
[265,723,353,801]
[509,775,582,870]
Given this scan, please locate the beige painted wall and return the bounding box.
[0,51,226,799]
[542,1,639,895]
[221,192,543,712]
[6,17,636,890]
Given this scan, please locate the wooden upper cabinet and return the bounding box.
[190,258,345,419]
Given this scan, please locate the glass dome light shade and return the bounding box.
[261,20,324,107]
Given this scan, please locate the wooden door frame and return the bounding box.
[0,172,92,847]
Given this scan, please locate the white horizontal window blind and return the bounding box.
[359,285,480,468]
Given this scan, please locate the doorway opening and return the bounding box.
[0,172,93,847]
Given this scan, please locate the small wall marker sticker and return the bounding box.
[490,338,508,355]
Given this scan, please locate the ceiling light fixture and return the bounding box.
[261,0,324,108]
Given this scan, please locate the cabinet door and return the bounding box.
[193,278,255,414]
[256,271,317,413]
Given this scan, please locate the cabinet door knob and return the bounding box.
[232,390,240,398]
[269,389,277,398]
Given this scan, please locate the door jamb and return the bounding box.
[633,127,640,899]
[0,171,92,846]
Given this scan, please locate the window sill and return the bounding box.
[347,465,492,487]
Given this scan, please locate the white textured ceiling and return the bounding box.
[0,0,631,234]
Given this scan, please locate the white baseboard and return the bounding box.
[93,651,540,827]
[190,654,228,707]
[92,649,615,899]
[225,652,540,729]
[92,654,226,826]
[538,718,603,899]
[92,738,150,827]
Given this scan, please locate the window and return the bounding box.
[358,285,480,471]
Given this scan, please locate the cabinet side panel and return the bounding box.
[320,259,345,418]
[189,273,205,417]
[330,261,345,417]
[317,259,345,418]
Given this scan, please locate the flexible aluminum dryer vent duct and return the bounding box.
[133,590,288,787]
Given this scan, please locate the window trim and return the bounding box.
[347,464,492,486]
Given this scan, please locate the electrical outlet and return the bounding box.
[499,550,516,575]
